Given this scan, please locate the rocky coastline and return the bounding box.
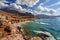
[0,10,56,40]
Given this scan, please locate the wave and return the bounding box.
[35,22,51,25]
[33,30,56,40]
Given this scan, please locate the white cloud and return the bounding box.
[49,9,56,14]
[0,1,9,9]
[0,0,8,3]
[0,0,57,16]
[37,6,45,12]
[0,0,34,14]
[47,2,60,7]
[0,0,39,14]
[32,11,39,15]
[40,0,50,6]
[56,8,60,11]
[15,0,39,7]
[8,3,33,13]
[37,5,56,14]
[9,3,26,12]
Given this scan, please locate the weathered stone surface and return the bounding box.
[1,34,24,40]
[31,37,42,40]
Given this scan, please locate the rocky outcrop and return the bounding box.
[1,34,24,40]
[0,21,25,40]
[31,37,42,40]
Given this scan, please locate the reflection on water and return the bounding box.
[22,17,60,40]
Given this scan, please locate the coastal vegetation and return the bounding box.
[0,21,2,28]
[4,26,11,33]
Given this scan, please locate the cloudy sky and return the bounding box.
[0,0,60,15]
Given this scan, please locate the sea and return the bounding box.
[22,17,60,40]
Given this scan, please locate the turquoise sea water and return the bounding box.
[22,17,60,40]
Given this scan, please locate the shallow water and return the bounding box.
[22,17,60,40]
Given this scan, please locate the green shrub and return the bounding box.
[0,21,2,28]
[4,26,11,33]
[6,16,8,20]
[17,26,21,31]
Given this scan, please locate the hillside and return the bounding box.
[0,10,25,40]
[0,10,42,40]
[0,10,35,20]
[0,9,55,40]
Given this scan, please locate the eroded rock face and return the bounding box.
[1,34,24,40]
[31,37,42,40]
[0,24,25,40]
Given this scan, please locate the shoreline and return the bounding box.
[12,21,30,27]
